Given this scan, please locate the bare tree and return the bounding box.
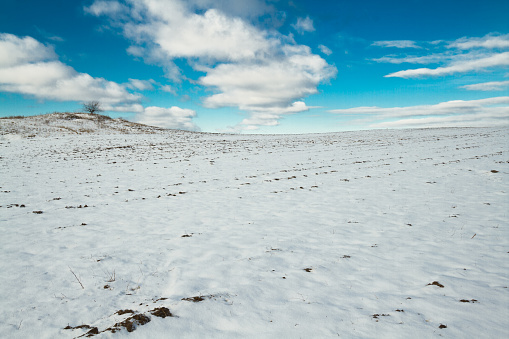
[82,101,103,114]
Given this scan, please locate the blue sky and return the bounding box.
[1,0,508,133]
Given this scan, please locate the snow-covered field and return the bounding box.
[1,122,508,338]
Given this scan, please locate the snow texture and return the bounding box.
[1,116,508,338]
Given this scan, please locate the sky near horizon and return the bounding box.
[1,0,508,134]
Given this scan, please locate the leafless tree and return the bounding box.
[82,101,103,114]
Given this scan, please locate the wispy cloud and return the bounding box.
[125,78,154,91]
[87,0,336,131]
[371,113,509,129]
[329,97,509,129]
[376,33,509,79]
[385,51,509,78]
[84,0,129,17]
[292,16,315,34]
[329,96,509,116]
[461,80,509,91]
[373,52,454,64]
[448,33,509,49]
[318,44,332,56]
[372,40,420,49]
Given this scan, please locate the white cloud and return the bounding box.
[160,84,176,94]
[372,40,420,49]
[329,97,509,116]
[329,97,509,129]
[448,33,509,50]
[136,106,200,131]
[376,33,509,79]
[461,80,509,91]
[292,16,315,34]
[370,113,509,129]
[88,0,336,131]
[385,51,509,78]
[188,0,274,20]
[0,34,56,67]
[0,33,141,111]
[121,4,274,64]
[318,44,332,56]
[237,101,310,130]
[199,45,335,110]
[0,33,200,131]
[125,78,154,91]
[84,0,128,17]
[373,53,454,64]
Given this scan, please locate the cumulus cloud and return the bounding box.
[292,16,315,34]
[0,33,200,131]
[87,0,335,131]
[0,33,141,110]
[136,106,200,131]
[329,97,509,129]
[372,40,420,49]
[0,34,56,67]
[200,45,335,110]
[461,80,509,91]
[121,4,274,64]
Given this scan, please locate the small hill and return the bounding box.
[0,112,168,138]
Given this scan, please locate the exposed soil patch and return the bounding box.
[266,248,281,252]
[372,314,390,320]
[65,307,173,336]
[4,203,25,208]
[459,299,478,303]
[150,307,173,318]
[64,324,93,330]
[303,268,312,272]
[106,313,151,333]
[182,296,206,302]
[427,281,444,288]
[63,324,99,337]
[116,309,134,315]
[85,327,99,336]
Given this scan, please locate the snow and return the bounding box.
[1,124,508,338]
[0,113,165,138]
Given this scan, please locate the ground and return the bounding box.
[0,121,508,338]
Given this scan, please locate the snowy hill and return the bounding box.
[0,112,169,139]
[0,126,508,338]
